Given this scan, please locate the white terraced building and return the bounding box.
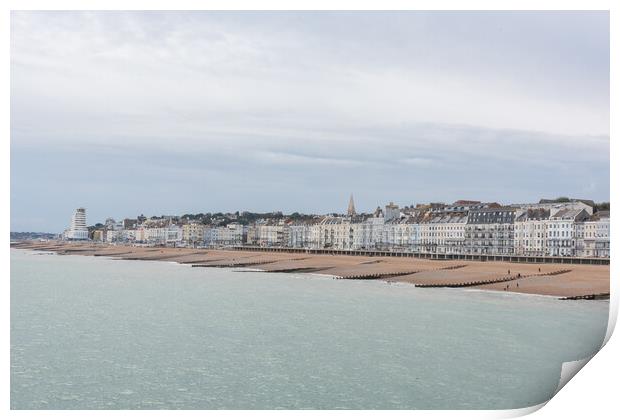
[312,216,352,250]
[258,222,289,247]
[384,216,416,250]
[545,208,589,257]
[207,223,246,247]
[514,208,551,257]
[66,207,89,240]
[433,214,468,255]
[143,225,183,245]
[575,211,610,258]
[288,223,314,248]
[352,211,386,250]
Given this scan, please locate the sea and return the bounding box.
[10,248,609,409]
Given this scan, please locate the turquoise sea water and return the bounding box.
[10,249,609,409]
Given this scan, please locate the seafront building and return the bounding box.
[207,223,246,247]
[142,226,178,245]
[421,214,468,255]
[591,212,610,258]
[64,208,89,240]
[511,199,594,216]
[545,208,589,257]
[384,215,418,251]
[575,211,610,258]
[288,223,313,248]
[514,209,550,257]
[81,197,610,259]
[464,207,516,255]
[183,222,206,247]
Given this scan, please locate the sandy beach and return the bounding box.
[11,241,610,299]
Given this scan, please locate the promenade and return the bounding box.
[234,245,610,265]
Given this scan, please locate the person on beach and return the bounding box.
[508,269,511,274]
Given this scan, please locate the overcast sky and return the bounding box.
[11,11,609,232]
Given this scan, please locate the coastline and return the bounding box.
[10,241,610,299]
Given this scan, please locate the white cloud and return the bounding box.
[256,151,364,167]
[10,11,610,231]
[11,11,610,152]
[400,157,436,167]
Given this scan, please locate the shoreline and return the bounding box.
[10,241,610,299]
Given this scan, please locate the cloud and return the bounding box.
[256,151,365,167]
[11,11,609,148]
[10,11,610,231]
[400,158,436,168]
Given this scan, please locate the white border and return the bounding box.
[3,1,616,419]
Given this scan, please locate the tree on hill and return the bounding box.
[594,202,610,213]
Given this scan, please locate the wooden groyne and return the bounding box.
[192,260,280,268]
[541,269,572,276]
[414,269,573,289]
[560,293,610,301]
[191,256,309,269]
[57,248,102,253]
[121,251,206,261]
[181,253,267,265]
[12,244,65,252]
[331,263,468,281]
[93,252,137,257]
[335,270,421,280]
[359,260,384,265]
[264,266,333,273]
[415,275,520,288]
[182,257,229,265]
[439,264,468,270]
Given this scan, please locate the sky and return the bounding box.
[10,11,610,232]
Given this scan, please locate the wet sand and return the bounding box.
[11,241,610,299]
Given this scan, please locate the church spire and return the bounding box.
[347,194,356,216]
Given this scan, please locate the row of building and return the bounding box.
[66,197,610,258]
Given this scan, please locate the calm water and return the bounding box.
[11,249,608,409]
